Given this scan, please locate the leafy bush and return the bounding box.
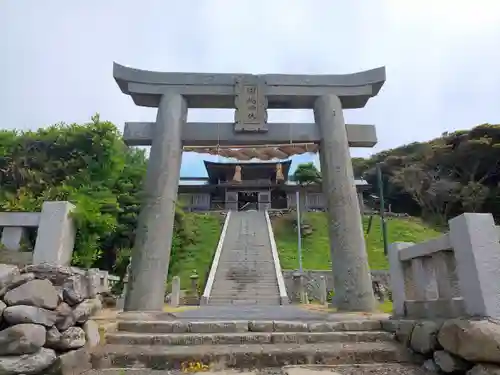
[0,114,194,279]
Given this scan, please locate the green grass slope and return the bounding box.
[272,212,442,271]
[168,213,224,290]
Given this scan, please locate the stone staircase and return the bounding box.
[206,210,282,305]
[91,318,416,370]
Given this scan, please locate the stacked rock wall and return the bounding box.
[0,263,102,375]
[384,318,500,374]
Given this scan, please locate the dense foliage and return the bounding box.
[353,124,500,225]
[0,115,194,278]
[290,124,500,225]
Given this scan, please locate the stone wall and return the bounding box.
[282,269,390,302]
[0,263,103,375]
[384,318,500,374]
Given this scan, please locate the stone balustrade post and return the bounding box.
[171,276,180,307]
[388,242,413,317]
[33,201,76,266]
[99,270,109,294]
[292,271,307,304]
[86,268,100,298]
[449,213,500,318]
[319,275,327,306]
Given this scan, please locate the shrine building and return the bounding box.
[177,160,370,212]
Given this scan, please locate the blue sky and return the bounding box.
[2,0,500,177]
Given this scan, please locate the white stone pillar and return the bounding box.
[449,213,500,318]
[314,95,376,312]
[33,201,76,266]
[388,242,412,317]
[125,93,187,312]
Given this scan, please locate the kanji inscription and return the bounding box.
[234,76,268,132]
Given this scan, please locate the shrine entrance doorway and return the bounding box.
[238,191,258,211]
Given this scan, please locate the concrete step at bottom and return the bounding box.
[106,330,394,346]
[91,342,415,370]
[82,364,435,375]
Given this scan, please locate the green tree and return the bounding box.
[292,162,321,185]
[0,115,195,280]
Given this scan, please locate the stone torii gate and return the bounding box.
[113,62,386,312]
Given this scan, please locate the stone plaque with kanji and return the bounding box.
[234,75,268,132]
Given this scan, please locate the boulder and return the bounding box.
[54,302,75,331]
[83,320,100,347]
[438,318,500,364]
[0,264,19,290]
[62,274,89,306]
[0,347,56,375]
[45,326,61,349]
[422,359,440,373]
[468,364,500,375]
[0,273,36,297]
[4,279,59,310]
[21,263,74,286]
[0,323,46,355]
[3,305,57,327]
[54,326,86,350]
[434,350,470,373]
[410,321,440,355]
[47,347,91,375]
[0,300,6,322]
[395,320,417,345]
[73,297,102,324]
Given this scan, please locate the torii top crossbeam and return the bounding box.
[114,63,386,158]
[113,63,386,110]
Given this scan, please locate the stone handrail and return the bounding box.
[0,201,76,267]
[389,213,500,319]
[200,210,232,305]
[264,210,289,305]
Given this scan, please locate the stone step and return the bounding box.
[106,330,394,346]
[91,342,415,370]
[116,320,383,334]
[207,299,281,305]
[207,295,280,300]
[209,289,280,294]
[212,281,278,284]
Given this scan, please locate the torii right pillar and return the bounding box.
[314,94,377,312]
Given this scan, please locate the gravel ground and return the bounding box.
[84,364,430,375]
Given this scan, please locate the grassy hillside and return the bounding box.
[272,212,442,270]
[168,213,224,290]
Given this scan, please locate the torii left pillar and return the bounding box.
[124,93,187,311]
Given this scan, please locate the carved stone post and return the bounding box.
[190,271,199,296]
[314,95,376,312]
[171,276,180,307]
[125,93,187,311]
[319,276,328,306]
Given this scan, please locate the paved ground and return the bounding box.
[84,364,429,375]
